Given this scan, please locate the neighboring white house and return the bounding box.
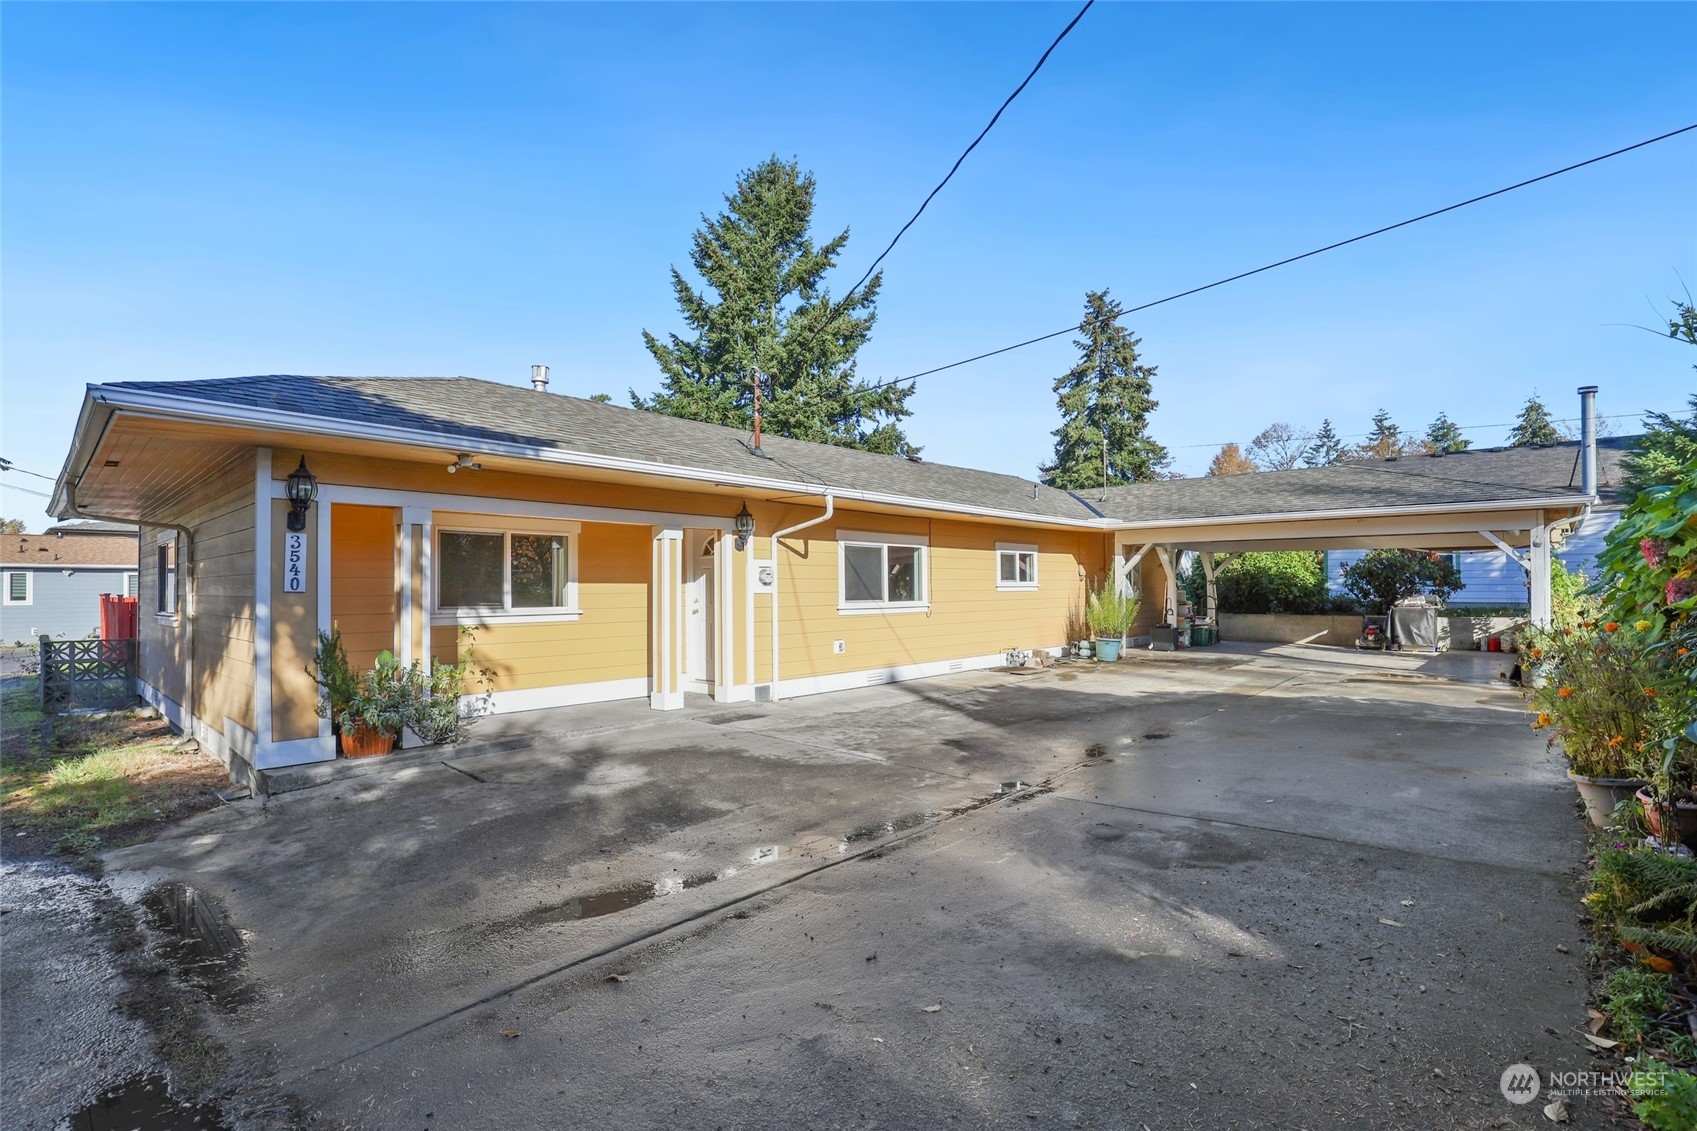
[1324,436,1638,607]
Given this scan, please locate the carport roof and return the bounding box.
[1091,437,1636,524]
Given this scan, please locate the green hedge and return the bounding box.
[1183,551,1350,615]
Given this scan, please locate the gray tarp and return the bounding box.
[1391,604,1440,651]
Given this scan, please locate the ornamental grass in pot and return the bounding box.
[1086,581,1140,663]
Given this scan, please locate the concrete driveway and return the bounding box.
[94,644,1603,1129]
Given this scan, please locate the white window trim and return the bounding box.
[155,532,179,622]
[995,542,1040,591]
[3,570,32,606]
[836,529,930,614]
[432,523,582,626]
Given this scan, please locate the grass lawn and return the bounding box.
[1,681,231,866]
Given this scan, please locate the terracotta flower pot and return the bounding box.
[340,723,395,759]
[1567,771,1647,830]
[1634,787,1697,846]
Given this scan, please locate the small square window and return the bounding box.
[996,545,1039,590]
[4,572,30,605]
[838,535,928,610]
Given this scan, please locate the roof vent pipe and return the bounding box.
[1578,385,1598,497]
[531,364,550,392]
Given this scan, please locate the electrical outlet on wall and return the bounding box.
[832,639,846,654]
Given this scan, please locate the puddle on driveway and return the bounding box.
[139,882,256,1013]
[1141,732,1172,741]
[67,1074,227,1130]
[842,812,928,844]
[1083,743,1108,760]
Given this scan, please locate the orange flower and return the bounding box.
[1531,647,1544,658]
[1680,647,1691,656]
[1536,712,1551,727]
[1644,688,1658,697]
[1604,622,1620,633]
[1558,687,1574,698]
[1608,736,1624,747]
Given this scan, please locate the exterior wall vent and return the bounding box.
[754,684,772,703]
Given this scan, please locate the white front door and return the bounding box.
[684,531,715,689]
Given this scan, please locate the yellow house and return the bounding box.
[49,375,1608,790]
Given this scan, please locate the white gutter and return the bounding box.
[67,386,1097,531]
[1104,492,1597,532]
[769,494,834,702]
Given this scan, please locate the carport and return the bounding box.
[1095,388,1617,631]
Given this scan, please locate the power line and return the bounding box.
[840,0,1094,307]
[868,122,1697,393]
[780,0,1095,393]
[0,457,56,481]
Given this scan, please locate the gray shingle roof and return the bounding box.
[1090,436,1638,523]
[112,375,1096,522]
[107,376,1637,527]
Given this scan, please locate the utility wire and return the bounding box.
[0,457,56,481]
[781,0,1095,389]
[867,122,1697,393]
[840,0,1094,307]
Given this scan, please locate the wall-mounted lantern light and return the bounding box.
[285,457,318,532]
[733,502,755,551]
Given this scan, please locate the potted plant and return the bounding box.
[1086,580,1139,663]
[338,651,412,758]
[310,624,358,736]
[1524,621,1661,829]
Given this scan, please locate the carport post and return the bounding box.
[1154,547,1179,622]
[1528,523,1553,628]
[1200,552,1218,619]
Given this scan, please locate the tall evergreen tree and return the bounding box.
[1355,409,1409,459]
[1303,419,1348,467]
[1507,395,1563,446]
[1423,411,1470,453]
[634,156,915,454]
[1041,290,1170,490]
[1207,443,1258,477]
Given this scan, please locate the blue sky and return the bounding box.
[3,2,1694,527]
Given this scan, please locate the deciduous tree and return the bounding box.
[1207,443,1258,477]
[1247,422,1313,471]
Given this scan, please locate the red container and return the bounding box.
[1486,636,1502,652]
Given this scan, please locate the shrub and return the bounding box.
[1629,1060,1697,1131]
[1338,549,1461,614]
[1184,551,1334,615]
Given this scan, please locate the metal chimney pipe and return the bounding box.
[531,364,549,392]
[1577,385,1598,497]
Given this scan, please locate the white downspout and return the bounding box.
[769,494,834,702]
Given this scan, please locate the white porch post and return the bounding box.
[650,527,685,710]
[1528,522,1553,628]
[1200,552,1218,619]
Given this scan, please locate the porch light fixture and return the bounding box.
[285,457,318,533]
[733,502,755,551]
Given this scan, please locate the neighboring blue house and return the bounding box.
[1324,436,1637,608]
[1,521,139,643]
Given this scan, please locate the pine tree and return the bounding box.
[634,156,915,454]
[1507,395,1563,446]
[1423,411,1470,453]
[1041,290,1170,490]
[1303,419,1348,467]
[1356,409,1408,459]
[1207,443,1258,477]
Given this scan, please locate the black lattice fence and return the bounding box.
[38,636,138,714]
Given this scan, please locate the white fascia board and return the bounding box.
[1105,494,1594,532]
[82,385,1100,531]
